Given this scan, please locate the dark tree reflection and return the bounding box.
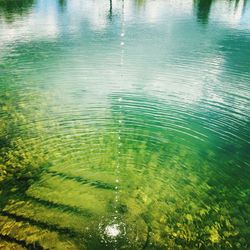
[233,0,248,14]
[193,0,214,24]
[0,0,34,22]
[58,0,66,11]
[194,0,248,25]
[108,0,112,21]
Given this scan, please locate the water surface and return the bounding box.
[0,0,250,249]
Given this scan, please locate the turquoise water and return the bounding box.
[0,0,250,249]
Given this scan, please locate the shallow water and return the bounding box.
[0,0,250,249]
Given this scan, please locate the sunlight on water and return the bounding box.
[105,224,120,238]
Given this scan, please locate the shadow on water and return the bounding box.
[0,0,34,22]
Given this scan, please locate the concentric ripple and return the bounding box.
[0,0,250,249]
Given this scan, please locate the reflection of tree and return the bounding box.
[233,0,248,13]
[242,0,248,14]
[135,0,146,9]
[108,0,112,21]
[194,0,214,24]
[58,0,66,11]
[194,0,248,24]
[0,0,34,22]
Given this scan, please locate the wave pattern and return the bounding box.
[0,0,250,249]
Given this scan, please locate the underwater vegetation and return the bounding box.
[0,89,249,249]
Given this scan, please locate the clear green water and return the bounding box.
[0,0,250,249]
